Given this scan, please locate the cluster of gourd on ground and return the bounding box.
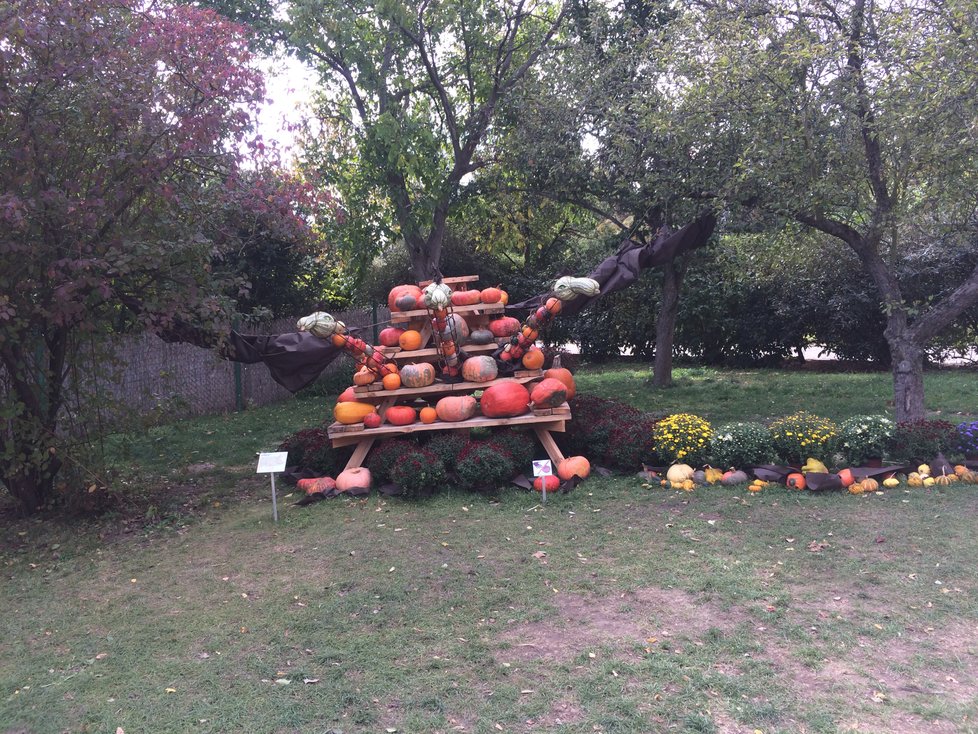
[293,276,601,496]
[657,456,978,495]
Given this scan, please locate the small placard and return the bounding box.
[532,460,553,477]
[256,451,288,474]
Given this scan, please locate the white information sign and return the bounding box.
[256,451,289,474]
[256,451,289,522]
[531,460,553,477]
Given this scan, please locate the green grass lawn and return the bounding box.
[2,366,977,734]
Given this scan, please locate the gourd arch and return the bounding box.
[171,212,716,389]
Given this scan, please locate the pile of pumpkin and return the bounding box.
[657,456,978,494]
[334,355,576,427]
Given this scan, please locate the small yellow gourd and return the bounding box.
[704,466,724,485]
[860,477,879,493]
[333,401,377,425]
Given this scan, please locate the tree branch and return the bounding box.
[909,260,978,344]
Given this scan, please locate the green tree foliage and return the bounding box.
[283,0,572,281]
[662,0,978,419]
[0,0,318,513]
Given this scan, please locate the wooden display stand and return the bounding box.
[327,275,570,472]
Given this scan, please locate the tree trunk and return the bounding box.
[652,260,682,387]
[1,462,57,516]
[405,230,442,283]
[888,330,925,423]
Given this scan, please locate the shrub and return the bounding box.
[956,420,978,458]
[560,394,643,459]
[889,419,957,462]
[425,432,470,471]
[366,439,417,483]
[389,447,447,498]
[456,441,515,489]
[709,422,775,468]
[603,414,660,470]
[652,413,713,465]
[768,411,838,465]
[837,415,895,465]
[489,428,536,472]
[278,426,351,476]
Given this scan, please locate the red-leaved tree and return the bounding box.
[0,0,302,513]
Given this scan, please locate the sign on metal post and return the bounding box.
[256,452,289,522]
[532,459,553,503]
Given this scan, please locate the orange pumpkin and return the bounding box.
[388,284,423,312]
[480,286,502,304]
[488,316,521,338]
[363,412,382,429]
[837,468,855,488]
[860,477,879,492]
[451,289,482,306]
[543,355,575,400]
[786,473,806,490]
[337,386,357,403]
[558,456,590,480]
[400,362,436,388]
[521,347,545,370]
[379,327,405,347]
[533,475,560,492]
[419,406,438,424]
[382,373,402,390]
[499,290,509,305]
[298,476,337,495]
[545,297,563,315]
[385,405,417,426]
[336,467,371,492]
[398,330,423,351]
[480,382,530,418]
[529,378,568,409]
[435,395,477,422]
[461,356,498,383]
[353,367,376,386]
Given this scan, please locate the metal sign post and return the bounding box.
[532,459,553,504]
[256,452,289,522]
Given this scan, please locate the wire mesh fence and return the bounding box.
[95,308,388,421]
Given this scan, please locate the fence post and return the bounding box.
[233,319,244,412]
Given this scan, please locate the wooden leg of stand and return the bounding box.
[345,437,376,470]
[533,427,566,466]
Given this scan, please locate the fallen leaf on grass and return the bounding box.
[303,678,319,685]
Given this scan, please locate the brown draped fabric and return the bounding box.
[507,212,717,316]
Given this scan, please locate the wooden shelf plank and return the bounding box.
[329,412,569,446]
[352,371,543,399]
[390,302,505,322]
[378,342,501,361]
[418,275,479,287]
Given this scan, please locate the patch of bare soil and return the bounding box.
[497,587,739,663]
[530,697,587,728]
[763,584,978,734]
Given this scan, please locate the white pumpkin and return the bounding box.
[666,464,695,483]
